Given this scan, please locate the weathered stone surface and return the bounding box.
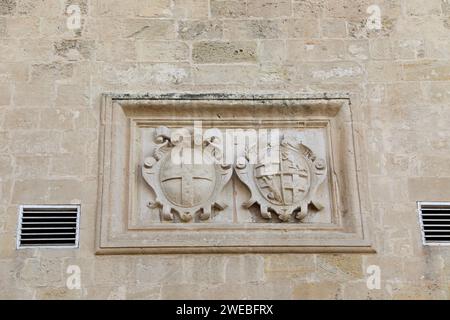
[123,19,176,40]
[224,19,288,39]
[136,41,189,62]
[194,64,258,84]
[247,0,291,18]
[408,178,450,201]
[293,282,342,299]
[178,20,223,40]
[134,0,172,18]
[210,0,247,18]
[192,41,257,63]
[264,255,316,280]
[4,108,39,130]
[173,0,209,18]
[321,18,347,38]
[0,0,449,300]
[0,0,16,15]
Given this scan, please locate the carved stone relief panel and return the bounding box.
[97,94,373,253]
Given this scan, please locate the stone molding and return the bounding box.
[96,93,374,254]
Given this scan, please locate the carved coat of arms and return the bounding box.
[235,135,327,222]
[142,126,232,222]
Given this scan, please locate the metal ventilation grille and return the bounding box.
[418,202,450,245]
[17,205,80,248]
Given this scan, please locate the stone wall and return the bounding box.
[1,0,450,299]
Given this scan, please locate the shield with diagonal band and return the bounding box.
[255,146,311,206]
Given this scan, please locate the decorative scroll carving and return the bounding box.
[235,134,327,222]
[142,126,232,222]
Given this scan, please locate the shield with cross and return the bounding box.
[254,148,311,206]
[142,126,232,222]
[160,153,216,208]
[235,134,328,222]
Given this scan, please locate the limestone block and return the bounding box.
[0,0,448,300]
[264,254,316,281]
[393,39,425,60]
[0,63,29,82]
[55,85,90,107]
[65,0,88,14]
[125,285,161,299]
[0,155,12,179]
[40,17,86,38]
[0,84,10,106]
[135,256,184,285]
[386,82,424,107]
[135,0,172,18]
[316,254,364,279]
[9,131,61,154]
[54,39,95,61]
[35,287,84,299]
[367,61,402,82]
[224,255,265,283]
[369,38,393,60]
[161,284,202,299]
[258,40,286,63]
[408,178,450,201]
[341,281,389,299]
[96,40,137,62]
[297,61,365,83]
[194,65,258,84]
[180,255,227,284]
[18,258,64,287]
[247,0,291,18]
[321,18,347,38]
[405,0,443,16]
[98,62,191,86]
[94,257,135,286]
[30,63,74,81]
[402,60,450,81]
[173,0,209,19]
[83,17,123,40]
[293,281,342,299]
[210,0,247,18]
[443,0,450,15]
[391,281,447,300]
[12,178,96,204]
[136,41,189,62]
[14,156,50,179]
[287,18,320,38]
[91,0,135,16]
[287,39,347,62]
[4,17,39,38]
[422,82,450,103]
[122,19,176,40]
[292,0,324,18]
[192,41,257,63]
[0,0,16,15]
[4,108,39,130]
[178,20,223,40]
[347,17,396,39]
[425,38,450,59]
[223,19,288,40]
[50,154,86,176]
[17,0,62,16]
[0,180,13,206]
[0,39,23,62]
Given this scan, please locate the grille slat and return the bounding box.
[419,202,450,246]
[17,205,80,248]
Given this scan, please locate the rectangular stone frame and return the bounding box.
[96,93,375,254]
